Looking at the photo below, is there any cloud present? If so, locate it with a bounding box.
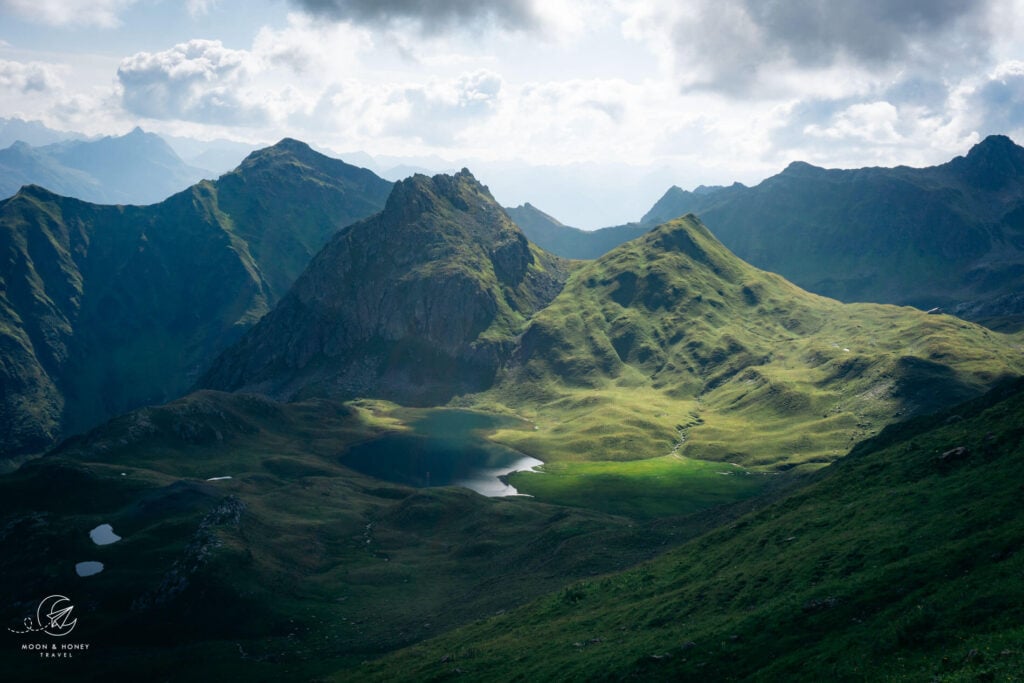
[186,0,217,18]
[251,13,371,75]
[972,61,1024,134]
[622,0,995,95]
[0,59,62,93]
[386,70,504,144]
[805,101,903,145]
[0,0,137,27]
[287,0,539,34]
[117,40,269,125]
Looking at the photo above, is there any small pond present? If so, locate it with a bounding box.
[75,561,104,577]
[340,409,542,496]
[89,523,121,546]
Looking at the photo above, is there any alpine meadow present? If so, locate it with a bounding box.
[2,2,1024,682]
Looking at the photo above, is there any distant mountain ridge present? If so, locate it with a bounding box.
[0,139,392,459]
[505,203,649,260]
[0,117,79,148]
[0,127,210,205]
[509,135,1024,326]
[642,135,1024,314]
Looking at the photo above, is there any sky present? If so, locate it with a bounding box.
[1,0,1023,227]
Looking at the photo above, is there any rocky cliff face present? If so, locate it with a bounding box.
[200,170,569,404]
[0,140,391,459]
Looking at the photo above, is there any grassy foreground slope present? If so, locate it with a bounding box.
[353,377,1024,682]
[0,391,703,681]
[476,215,1024,469]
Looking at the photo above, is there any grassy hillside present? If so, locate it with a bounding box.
[473,215,1024,472]
[353,377,1024,682]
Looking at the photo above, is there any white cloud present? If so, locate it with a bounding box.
[0,0,137,27]
[251,13,372,76]
[959,60,1024,138]
[805,102,903,144]
[117,39,269,125]
[186,0,218,18]
[0,59,62,93]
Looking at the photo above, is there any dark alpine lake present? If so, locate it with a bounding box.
[340,409,542,496]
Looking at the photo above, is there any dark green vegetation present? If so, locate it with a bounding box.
[0,391,708,681]
[0,127,208,205]
[355,377,1024,682]
[0,139,392,459]
[512,135,1024,330]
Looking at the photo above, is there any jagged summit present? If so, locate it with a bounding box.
[200,168,568,404]
[946,134,1024,189]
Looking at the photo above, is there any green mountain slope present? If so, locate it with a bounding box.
[354,377,1024,682]
[478,215,1023,469]
[201,170,569,404]
[0,139,392,459]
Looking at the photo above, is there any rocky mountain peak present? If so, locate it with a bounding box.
[948,134,1024,190]
[199,168,567,404]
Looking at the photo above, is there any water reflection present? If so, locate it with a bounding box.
[340,409,542,496]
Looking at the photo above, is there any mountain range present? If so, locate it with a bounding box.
[0,127,212,206]
[511,135,1024,329]
[201,168,1022,471]
[1,135,1023,681]
[0,139,391,459]
[0,117,80,148]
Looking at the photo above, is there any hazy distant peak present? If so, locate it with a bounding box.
[11,183,63,201]
[781,160,823,175]
[511,202,566,227]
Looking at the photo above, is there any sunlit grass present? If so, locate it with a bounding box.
[511,454,770,518]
